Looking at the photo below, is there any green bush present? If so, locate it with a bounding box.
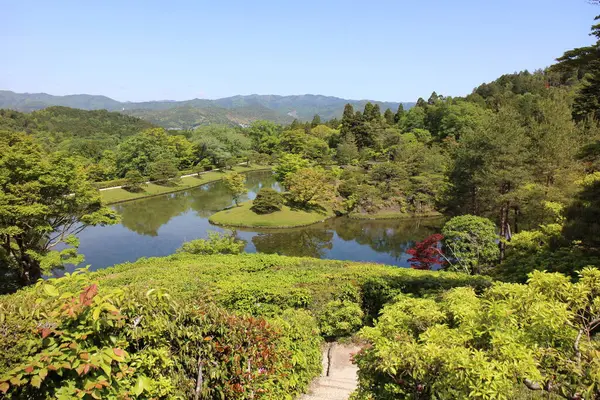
[442,215,499,274]
[251,188,284,214]
[177,231,245,255]
[147,158,179,184]
[318,300,364,339]
[352,269,600,400]
[122,170,146,192]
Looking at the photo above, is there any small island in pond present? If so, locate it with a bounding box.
[209,201,335,228]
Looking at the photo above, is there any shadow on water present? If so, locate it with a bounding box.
[1,171,445,290]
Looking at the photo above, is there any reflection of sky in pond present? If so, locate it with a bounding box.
[60,171,444,276]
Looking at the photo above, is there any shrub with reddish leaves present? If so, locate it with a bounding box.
[406,234,445,270]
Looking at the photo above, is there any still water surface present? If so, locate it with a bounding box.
[71,171,443,272]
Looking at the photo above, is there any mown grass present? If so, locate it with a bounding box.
[99,165,270,204]
[209,201,336,228]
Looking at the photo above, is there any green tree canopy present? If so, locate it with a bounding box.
[0,131,118,285]
[442,215,499,274]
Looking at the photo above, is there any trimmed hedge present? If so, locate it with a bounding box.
[89,253,492,320]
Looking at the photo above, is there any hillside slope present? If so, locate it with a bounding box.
[1,90,414,128]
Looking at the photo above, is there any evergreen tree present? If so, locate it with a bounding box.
[340,104,355,139]
[371,104,382,122]
[573,60,600,120]
[363,103,375,121]
[383,108,395,125]
[394,104,405,124]
[311,114,321,128]
[304,122,311,134]
[428,91,441,105]
[327,117,340,129]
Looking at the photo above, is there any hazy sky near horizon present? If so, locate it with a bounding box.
[1,0,596,102]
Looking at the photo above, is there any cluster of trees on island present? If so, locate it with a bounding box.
[1,13,600,400]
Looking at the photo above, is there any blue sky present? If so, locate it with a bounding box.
[1,0,596,102]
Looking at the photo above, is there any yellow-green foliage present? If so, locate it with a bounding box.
[318,300,364,338]
[177,231,245,255]
[87,253,492,319]
[353,268,600,400]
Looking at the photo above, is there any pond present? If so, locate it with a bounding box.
[67,170,444,273]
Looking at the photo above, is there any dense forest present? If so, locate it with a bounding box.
[1,12,600,400]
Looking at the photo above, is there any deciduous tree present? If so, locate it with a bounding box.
[0,131,118,285]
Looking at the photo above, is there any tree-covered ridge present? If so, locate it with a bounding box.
[0,90,414,128]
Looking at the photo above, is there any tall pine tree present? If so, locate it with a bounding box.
[383,108,395,125]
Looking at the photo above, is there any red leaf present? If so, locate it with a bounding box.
[24,366,34,374]
[41,328,51,339]
[79,284,98,306]
[0,382,9,393]
[113,348,124,357]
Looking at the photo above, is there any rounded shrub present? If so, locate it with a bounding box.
[122,170,145,192]
[318,300,364,339]
[251,188,284,214]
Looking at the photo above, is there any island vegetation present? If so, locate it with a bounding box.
[1,11,600,400]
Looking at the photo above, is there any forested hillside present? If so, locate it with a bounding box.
[0,90,414,128]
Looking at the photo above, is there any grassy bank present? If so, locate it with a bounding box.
[208,201,336,228]
[348,210,443,220]
[99,165,269,204]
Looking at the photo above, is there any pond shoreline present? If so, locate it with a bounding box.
[102,166,272,205]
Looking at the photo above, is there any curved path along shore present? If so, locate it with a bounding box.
[299,343,361,400]
[98,163,250,192]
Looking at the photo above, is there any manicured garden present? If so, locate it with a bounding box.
[99,165,269,204]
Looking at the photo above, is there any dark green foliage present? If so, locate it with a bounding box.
[251,188,284,214]
[563,173,600,251]
[147,158,179,184]
[122,170,145,192]
[311,114,321,127]
[383,108,395,125]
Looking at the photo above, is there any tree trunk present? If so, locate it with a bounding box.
[19,254,42,286]
[499,202,510,262]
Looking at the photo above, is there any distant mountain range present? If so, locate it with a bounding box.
[0,90,414,129]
